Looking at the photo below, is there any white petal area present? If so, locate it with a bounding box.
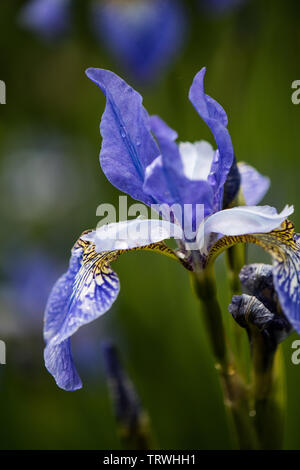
[144,154,163,179]
[82,219,183,252]
[197,205,294,254]
[239,162,270,205]
[179,140,215,181]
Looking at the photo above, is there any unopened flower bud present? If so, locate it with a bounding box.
[239,263,278,313]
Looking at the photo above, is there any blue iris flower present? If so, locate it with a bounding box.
[19,0,185,83]
[44,67,298,391]
[19,0,71,41]
[91,0,185,83]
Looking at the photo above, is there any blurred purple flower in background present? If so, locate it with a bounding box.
[0,249,62,336]
[91,0,186,83]
[101,340,152,448]
[199,0,247,16]
[19,0,71,41]
[18,0,186,83]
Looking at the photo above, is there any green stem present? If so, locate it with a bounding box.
[191,267,258,449]
[191,266,227,367]
[251,334,285,449]
[226,245,246,296]
[226,189,247,298]
[225,233,285,448]
[119,411,155,451]
[226,245,250,381]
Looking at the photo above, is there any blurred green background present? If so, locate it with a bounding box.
[0,0,300,450]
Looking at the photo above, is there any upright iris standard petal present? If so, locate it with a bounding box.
[143,156,175,209]
[86,68,159,206]
[178,141,215,182]
[147,123,214,238]
[239,163,270,205]
[145,116,183,210]
[151,119,214,211]
[91,0,185,83]
[189,68,234,211]
[198,205,294,253]
[150,115,178,142]
[19,0,71,40]
[44,243,120,391]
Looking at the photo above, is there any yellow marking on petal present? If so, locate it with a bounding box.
[206,220,300,323]
[206,220,297,266]
[74,230,191,279]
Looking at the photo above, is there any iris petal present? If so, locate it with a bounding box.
[239,162,270,205]
[86,68,159,205]
[44,243,120,391]
[84,219,183,252]
[198,205,294,253]
[151,119,214,219]
[143,156,175,208]
[44,229,185,390]
[44,339,82,391]
[46,245,120,348]
[178,141,215,181]
[44,248,82,343]
[150,115,178,141]
[273,234,300,333]
[206,219,300,334]
[189,67,234,210]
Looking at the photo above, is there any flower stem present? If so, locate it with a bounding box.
[191,266,227,367]
[190,267,258,449]
[227,245,245,296]
[251,335,285,449]
[226,245,247,367]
